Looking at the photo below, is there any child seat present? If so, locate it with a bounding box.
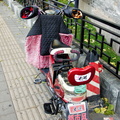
[58,65,95,93]
[57,65,95,102]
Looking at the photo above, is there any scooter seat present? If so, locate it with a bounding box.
[50,39,72,55]
[51,39,70,49]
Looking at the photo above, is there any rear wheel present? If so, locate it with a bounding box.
[57,113,66,120]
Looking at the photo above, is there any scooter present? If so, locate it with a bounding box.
[20,1,103,119]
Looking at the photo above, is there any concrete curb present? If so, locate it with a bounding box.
[3,0,37,27]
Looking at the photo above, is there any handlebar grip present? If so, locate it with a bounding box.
[53,50,64,62]
[71,49,80,61]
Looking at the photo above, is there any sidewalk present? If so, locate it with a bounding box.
[0,1,55,120]
[0,1,119,120]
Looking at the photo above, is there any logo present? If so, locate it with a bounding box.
[74,72,91,82]
[68,102,86,114]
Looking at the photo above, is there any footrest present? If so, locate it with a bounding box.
[34,79,42,84]
[34,79,46,84]
[43,103,55,115]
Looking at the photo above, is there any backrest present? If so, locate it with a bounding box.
[67,65,95,86]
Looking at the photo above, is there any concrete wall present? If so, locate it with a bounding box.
[79,0,120,24]
[78,3,120,115]
[79,0,120,56]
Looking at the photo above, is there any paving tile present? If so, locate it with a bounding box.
[0,100,15,116]
[26,109,35,120]
[0,113,17,120]
[0,81,8,91]
[17,111,29,120]
[16,111,23,120]
[0,72,5,82]
[0,89,11,103]
[30,108,42,120]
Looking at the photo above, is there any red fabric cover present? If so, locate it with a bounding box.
[25,33,73,69]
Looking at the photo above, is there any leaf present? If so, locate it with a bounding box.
[94,108,100,113]
[0,60,3,62]
[110,62,116,66]
[84,39,88,42]
[100,107,107,114]
[103,97,108,103]
[104,110,115,115]
[107,104,114,111]
[94,98,115,115]
[24,26,27,28]
[20,77,24,80]
[103,49,106,51]
[34,74,39,79]
[113,57,116,60]
[90,39,95,43]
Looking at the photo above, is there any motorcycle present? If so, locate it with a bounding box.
[20,1,103,119]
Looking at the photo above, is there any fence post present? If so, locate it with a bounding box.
[42,0,46,9]
[79,14,85,53]
[23,0,26,6]
[74,0,79,8]
[54,0,58,6]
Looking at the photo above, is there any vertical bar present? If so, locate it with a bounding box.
[88,29,91,47]
[100,35,104,57]
[23,0,26,6]
[74,22,77,39]
[42,0,46,9]
[74,0,79,8]
[116,61,120,74]
[54,0,58,6]
[66,17,69,28]
[79,15,85,53]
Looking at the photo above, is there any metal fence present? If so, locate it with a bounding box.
[15,0,42,7]
[16,0,120,79]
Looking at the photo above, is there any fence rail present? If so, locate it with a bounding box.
[16,0,120,79]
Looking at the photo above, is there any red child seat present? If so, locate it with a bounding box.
[57,65,95,102]
[67,65,95,86]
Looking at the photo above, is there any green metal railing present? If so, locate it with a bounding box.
[16,0,120,79]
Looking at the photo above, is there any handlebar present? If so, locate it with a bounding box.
[57,64,73,73]
[20,1,83,19]
[53,49,80,62]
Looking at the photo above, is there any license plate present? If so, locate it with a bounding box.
[103,117,114,120]
[66,101,89,120]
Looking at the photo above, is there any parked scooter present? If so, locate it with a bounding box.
[20,1,103,119]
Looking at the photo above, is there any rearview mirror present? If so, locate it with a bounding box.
[63,7,82,19]
[20,6,39,19]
